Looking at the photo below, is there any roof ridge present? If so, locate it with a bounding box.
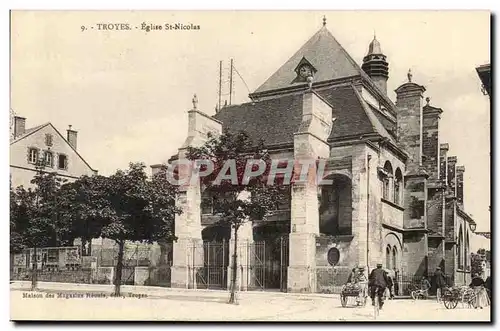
[351,84,394,143]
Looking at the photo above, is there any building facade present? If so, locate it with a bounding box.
[158,22,477,293]
[10,115,97,189]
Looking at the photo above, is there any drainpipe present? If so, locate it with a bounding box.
[367,154,372,273]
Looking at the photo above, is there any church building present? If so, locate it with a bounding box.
[160,19,476,293]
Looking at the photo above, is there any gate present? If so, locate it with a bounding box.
[192,241,229,289]
[249,236,288,292]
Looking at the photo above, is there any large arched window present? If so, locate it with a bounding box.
[386,245,392,269]
[382,161,393,201]
[458,226,463,269]
[394,168,403,205]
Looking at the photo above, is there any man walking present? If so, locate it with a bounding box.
[434,267,447,303]
[368,263,392,309]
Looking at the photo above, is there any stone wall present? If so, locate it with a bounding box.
[402,232,427,276]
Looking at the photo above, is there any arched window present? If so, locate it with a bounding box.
[465,232,470,270]
[386,245,392,269]
[458,226,463,269]
[382,161,393,201]
[394,168,403,205]
[392,247,397,271]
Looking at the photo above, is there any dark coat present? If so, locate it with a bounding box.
[369,268,391,288]
[470,276,485,288]
[434,270,446,288]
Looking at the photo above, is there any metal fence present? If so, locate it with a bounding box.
[395,272,454,296]
[188,238,289,291]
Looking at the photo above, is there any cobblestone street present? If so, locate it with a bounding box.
[10,285,491,322]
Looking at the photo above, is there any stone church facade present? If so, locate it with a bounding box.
[156,21,476,293]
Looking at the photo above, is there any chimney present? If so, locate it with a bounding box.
[14,116,26,138]
[67,125,78,150]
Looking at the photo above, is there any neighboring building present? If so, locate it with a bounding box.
[475,232,491,239]
[155,20,478,293]
[10,115,97,189]
[476,63,491,97]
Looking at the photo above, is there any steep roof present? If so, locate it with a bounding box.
[213,94,303,147]
[10,122,50,143]
[253,26,362,95]
[213,85,393,147]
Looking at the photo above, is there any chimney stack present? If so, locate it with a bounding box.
[14,116,26,138]
[67,125,78,150]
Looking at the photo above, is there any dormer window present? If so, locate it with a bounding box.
[293,57,317,83]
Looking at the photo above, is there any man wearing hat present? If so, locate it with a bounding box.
[434,267,447,303]
[368,263,392,309]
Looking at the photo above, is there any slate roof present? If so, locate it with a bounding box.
[214,84,394,147]
[213,24,401,149]
[254,26,362,94]
[214,93,303,147]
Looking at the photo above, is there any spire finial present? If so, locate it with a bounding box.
[373,29,376,40]
[407,69,413,83]
[322,15,327,27]
[192,94,198,110]
[426,97,430,105]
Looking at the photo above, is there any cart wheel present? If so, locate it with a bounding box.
[341,295,347,307]
[443,296,458,309]
[465,290,477,308]
[411,291,417,300]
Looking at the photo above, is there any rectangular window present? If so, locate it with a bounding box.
[44,151,53,167]
[45,134,53,147]
[58,154,68,170]
[201,196,214,215]
[28,148,38,164]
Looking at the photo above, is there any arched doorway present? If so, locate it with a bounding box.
[319,174,352,236]
[197,225,231,289]
[251,222,289,291]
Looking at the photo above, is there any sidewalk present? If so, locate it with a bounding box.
[10,282,491,321]
[10,281,340,301]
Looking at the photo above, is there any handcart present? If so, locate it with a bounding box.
[340,283,367,307]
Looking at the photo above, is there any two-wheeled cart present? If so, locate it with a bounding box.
[340,283,367,307]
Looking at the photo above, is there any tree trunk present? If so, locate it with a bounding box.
[228,225,238,304]
[114,240,125,296]
[31,246,38,291]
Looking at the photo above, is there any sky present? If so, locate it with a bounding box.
[10,10,490,231]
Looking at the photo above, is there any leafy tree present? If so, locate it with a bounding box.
[10,160,67,290]
[186,131,289,304]
[68,163,180,295]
